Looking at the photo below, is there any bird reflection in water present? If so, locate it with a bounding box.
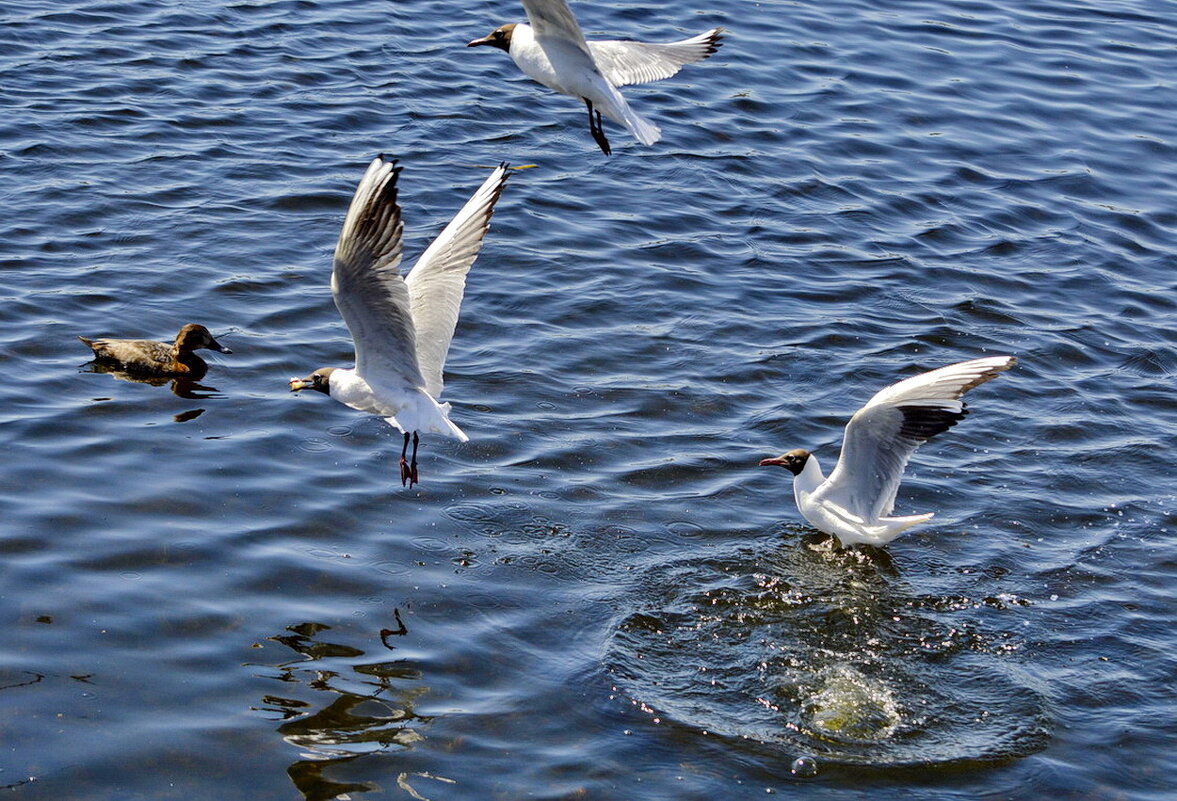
[252,618,443,801]
[83,361,223,402]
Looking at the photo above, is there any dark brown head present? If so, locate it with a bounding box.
[758,448,811,476]
[289,367,335,395]
[175,323,232,354]
[468,23,516,52]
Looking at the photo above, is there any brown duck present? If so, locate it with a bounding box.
[79,323,231,377]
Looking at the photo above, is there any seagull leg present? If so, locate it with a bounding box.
[584,98,611,156]
[594,114,612,156]
[399,431,412,487]
[409,431,420,488]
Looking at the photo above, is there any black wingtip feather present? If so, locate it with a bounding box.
[706,27,724,54]
[374,154,402,177]
[898,403,969,441]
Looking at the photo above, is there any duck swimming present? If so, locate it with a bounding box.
[79,323,231,378]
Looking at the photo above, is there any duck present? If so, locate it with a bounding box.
[468,0,722,154]
[758,356,1017,547]
[79,323,231,377]
[290,156,509,488]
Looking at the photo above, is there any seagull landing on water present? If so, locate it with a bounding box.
[758,356,1017,547]
[290,156,509,488]
[468,0,722,155]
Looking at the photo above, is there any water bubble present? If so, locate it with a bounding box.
[666,520,704,538]
[790,756,818,777]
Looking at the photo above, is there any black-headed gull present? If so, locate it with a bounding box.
[80,324,231,377]
[759,356,1017,547]
[290,157,509,487]
[468,0,722,155]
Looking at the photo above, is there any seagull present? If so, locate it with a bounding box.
[758,356,1017,547]
[468,0,722,155]
[79,323,231,377]
[290,156,509,487]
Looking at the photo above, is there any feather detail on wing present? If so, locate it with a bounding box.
[522,0,592,55]
[822,356,1017,521]
[405,164,510,399]
[331,156,426,389]
[589,27,723,86]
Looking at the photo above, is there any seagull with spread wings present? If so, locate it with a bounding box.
[758,357,1017,546]
[290,157,509,487]
[468,0,722,155]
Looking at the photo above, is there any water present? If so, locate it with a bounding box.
[2,0,1174,798]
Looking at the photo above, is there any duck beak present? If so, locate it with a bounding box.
[467,34,495,47]
[208,337,232,354]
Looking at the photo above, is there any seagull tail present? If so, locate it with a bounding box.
[882,512,935,536]
[431,401,469,443]
[620,104,662,146]
[596,85,663,146]
[382,390,469,443]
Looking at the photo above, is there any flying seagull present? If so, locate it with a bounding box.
[758,356,1017,547]
[468,0,722,155]
[290,157,509,487]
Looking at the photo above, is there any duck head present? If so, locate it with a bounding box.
[176,323,232,354]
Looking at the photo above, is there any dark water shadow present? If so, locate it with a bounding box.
[606,529,1051,772]
[81,361,224,401]
[250,619,436,801]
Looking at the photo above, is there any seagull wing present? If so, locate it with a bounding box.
[331,156,425,389]
[589,28,723,87]
[404,165,510,399]
[822,356,1017,520]
[522,0,592,55]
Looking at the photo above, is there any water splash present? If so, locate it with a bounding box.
[607,537,1051,768]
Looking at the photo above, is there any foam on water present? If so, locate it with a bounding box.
[608,535,1051,768]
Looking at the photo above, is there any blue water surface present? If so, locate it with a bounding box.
[2,0,1175,798]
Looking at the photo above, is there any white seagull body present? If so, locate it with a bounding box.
[759,356,1017,547]
[290,156,509,486]
[468,0,722,154]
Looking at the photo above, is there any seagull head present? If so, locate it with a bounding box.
[467,23,516,52]
[758,449,811,476]
[289,367,335,395]
[176,323,232,354]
